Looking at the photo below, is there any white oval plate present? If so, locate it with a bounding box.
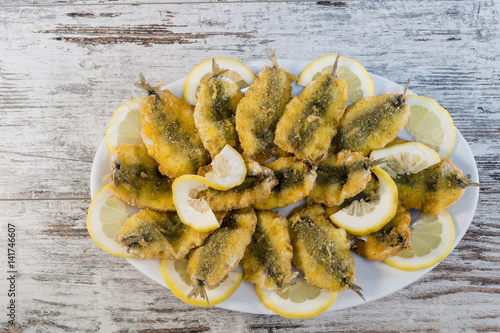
[90,60,479,315]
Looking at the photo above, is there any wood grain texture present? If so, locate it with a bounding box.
[0,1,499,332]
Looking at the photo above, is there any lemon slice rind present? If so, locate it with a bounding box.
[297,54,374,103]
[105,97,145,154]
[255,278,337,319]
[160,258,242,307]
[370,142,442,178]
[406,95,456,159]
[384,210,455,271]
[86,185,135,258]
[183,57,255,105]
[329,167,398,235]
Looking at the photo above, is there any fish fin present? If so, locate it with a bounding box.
[348,282,365,301]
[135,73,163,96]
[403,77,411,96]
[211,59,229,77]
[459,174,481,189]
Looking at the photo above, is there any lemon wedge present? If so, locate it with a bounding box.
[370,142,442,178]
[172,175,220,232]
[329,167,398,235]
[161,258,242,307]
[105,97,145,154]
[297,54,374,103]
[173,145,246,231]
[86,185,135,258]
[384,210,455,271]
[255,277,336,319]
[203,145,246,190]
[406,95,456,159]
[183,58,255,105]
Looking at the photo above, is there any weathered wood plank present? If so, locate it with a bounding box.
[0,194,498,332]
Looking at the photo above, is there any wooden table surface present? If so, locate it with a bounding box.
[1,0,499,332]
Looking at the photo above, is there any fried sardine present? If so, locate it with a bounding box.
[136,75,211,178]
[275,58,348,161]
[288,204,362,297]
[338,85,410,156]
[307,150,379,207]
[394,159,479,215]
[241,210,297,291]
[352,204,411,261]
[253,157,317,210]
[194,60,244,158]
[236,53,297,162]
[187,208,257,303]
[111,143,175,211]
[115,209,215,259]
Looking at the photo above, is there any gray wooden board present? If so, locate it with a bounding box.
[0,1,499,332]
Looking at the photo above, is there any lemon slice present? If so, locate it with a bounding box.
[160,258,242,307]
[255,277,336,319]
[105,97,145,154]
[183,58,255,105]
[384,210,455,271]
[370,142,441,178]
[406,95,456,159]
[297,54,374,103]
[203,145,246,190]
[86,185,135,258]
[329,167,398,235]
[172,175,220,232]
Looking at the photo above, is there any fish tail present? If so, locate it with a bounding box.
[187,280,210,306]
[211,58,228,77]
[332,54,340,76]
[459,174,481,189]
[134,73,163,96]
[348,282,365,301]
[265,47,278,68]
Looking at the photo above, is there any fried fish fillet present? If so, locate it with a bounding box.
[253,157,317,210]
[338,91,410,156]
[186,208,257,303]
[115,209,215,259]
[394,159,479,215]
[241,210,297,291]
[194,61,244,158]
[137,75,211,178]
[352,204,411,261]
[307,150,378,207]
[111,143,175,211]
[236,55,297,162]
[288,204,362,297]
[275,68,348,161]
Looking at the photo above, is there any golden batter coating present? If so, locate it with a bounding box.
[274,70,348,161]
[115,210,213,260]
[137,75,211,178]
[307,150,378,207]
[111,143,175,211]
[288,204,362,297]
[395,159,479,215]
[338,91,410,156]
[236,55,297,162]
[253,157,317,210]
[352,204,411,261]
[198,160,278,211]
[194,61,244,158]
[241,210,297,291]
[187,208,257,303]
